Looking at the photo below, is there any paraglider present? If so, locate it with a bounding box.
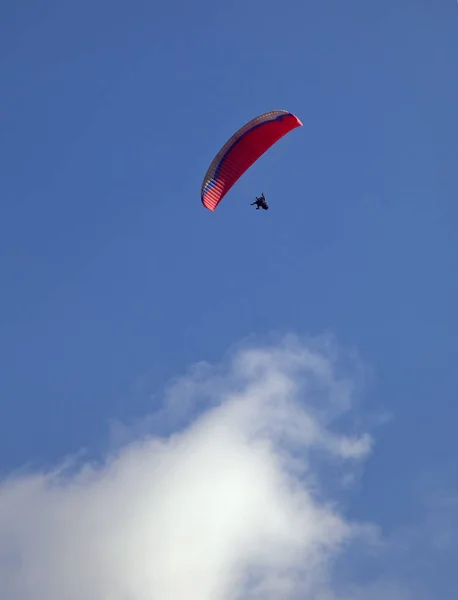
[251,193,269,210]
[201,110,302,212]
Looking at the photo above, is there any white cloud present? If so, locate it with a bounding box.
[0,334,378,600]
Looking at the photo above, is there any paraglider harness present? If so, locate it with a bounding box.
[251,193,269,210]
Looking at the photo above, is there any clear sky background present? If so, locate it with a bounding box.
[0,1,457,599]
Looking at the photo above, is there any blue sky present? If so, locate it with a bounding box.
[0,1,457,598]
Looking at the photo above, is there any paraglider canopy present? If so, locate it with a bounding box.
[201,110,302,211]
